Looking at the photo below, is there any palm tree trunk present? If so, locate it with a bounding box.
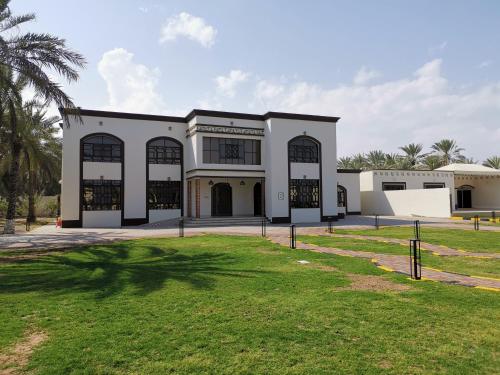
[3,111,21,234]
[27,154,37,223]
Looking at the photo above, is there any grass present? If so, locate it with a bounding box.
[0,235,499,374]
[298,235,500,279]
[335,226,500,253]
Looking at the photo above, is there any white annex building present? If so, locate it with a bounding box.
[60,108,353,228]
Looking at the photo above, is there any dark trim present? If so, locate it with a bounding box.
[186,175,265,180]
[187,123,264,132]
[423,182,446,189]
[337,169,361,173]
[122,218,148,226]
[264,111,339,123]
[321,215,338,222]
[146,136,184,223]
[186,168,265,173]
[338,213,345,219]
[381,181,407,191]
[456,184,475,190]
[271,216,291,224]
[61,219,81,228]
[79,133,125,227]
[370,169,434,172]
[62,107,340,125]
[287,135,323,222]
[62,108,186,123]
[347,211,362,215]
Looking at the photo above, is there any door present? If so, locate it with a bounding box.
[254,183,262,216]
[457,189,472,209]
[212,183,232,216]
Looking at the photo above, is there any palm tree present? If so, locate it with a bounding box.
[338,156,353,169]
[421,155,443,170]
[0,0,85,233]
[366,150,386,169]
[430,139,465,166]
[483,156,500,169]
[399,143,425,167]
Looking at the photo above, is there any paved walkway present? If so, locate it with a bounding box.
[267,233,500,290]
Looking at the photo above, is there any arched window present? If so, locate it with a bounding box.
[82,134,122,162]
[337,185,347,207]
[147,137,181,164]
[288,137,319,163]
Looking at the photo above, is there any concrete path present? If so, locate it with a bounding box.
[267,233,500,291]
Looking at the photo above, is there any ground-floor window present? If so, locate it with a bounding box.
[289,179,320,208]
[337,185,346,207]
[148,181,181,209]
[382,182,406,191]
[423,182,445,189]
[82,179,121,210]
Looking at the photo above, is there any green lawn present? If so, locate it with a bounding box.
[298,235,500,279]
[335,227,500,253]
[0,235,499,374]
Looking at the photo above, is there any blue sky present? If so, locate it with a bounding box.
[12,0,500,160]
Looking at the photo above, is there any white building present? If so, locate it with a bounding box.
[60,108,346,228]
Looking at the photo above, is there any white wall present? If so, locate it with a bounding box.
[82,162,121,180]
[82,211,121,228]
[361,188,451,218]
[338,172,361,213]
[149,165,181,181]
[290,163,320,179]
[264,117,337,222]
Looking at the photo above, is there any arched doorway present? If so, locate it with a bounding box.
[254,182,262,216]
[456,185,473,209]
[337,185,347,217]
[212,183,232,216]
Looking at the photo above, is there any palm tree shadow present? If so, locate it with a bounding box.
[0,245,266,299]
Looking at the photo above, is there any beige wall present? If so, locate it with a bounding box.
[454,175,500,209]
[361,188,451,218]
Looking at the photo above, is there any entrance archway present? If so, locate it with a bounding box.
[211,183,232,216]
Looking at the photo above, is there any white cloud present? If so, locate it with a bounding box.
[214,70,249,98]
[159,12,217,48]
[353,66,381,85]
[251,59,500,161]
[97,48,167,114]
[255,80,285,103]
[478,60,493,69]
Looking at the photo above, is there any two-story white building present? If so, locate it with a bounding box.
[60,108,344,228]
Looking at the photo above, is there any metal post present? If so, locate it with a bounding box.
[474,215,479,231]
[492,211,496,221]
[414,220,420,240]
[179,218,184,237]
[409,239,421,280]
[290,224,296,249]
[261,218,266,237]
[328,217,333,234]
[25,218,30,232]
[375,215,379,230]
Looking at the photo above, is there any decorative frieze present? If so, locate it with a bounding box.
[186,124,264,137]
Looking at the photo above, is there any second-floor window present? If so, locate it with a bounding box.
[82,135,122,163]
[203,137,261,165]
[147,138,182,164]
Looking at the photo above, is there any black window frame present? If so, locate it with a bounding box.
[288,138,319,163]
[82,135,122,163]
[289,179,320,208]
[423,182,445,189]
[148,180,182,210]
[82,179,122,211]
[202,137,261,165]
[147,138,182,165]
[382,182,407,191]
[337,185,347,207]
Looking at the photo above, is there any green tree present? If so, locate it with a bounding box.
[337,156,353,169]
[430,139,465,166]
[399,143,425,167]
[366,150,386,169]
[0,0,85,233]
[421,155,443,170]
[483,156,500,169]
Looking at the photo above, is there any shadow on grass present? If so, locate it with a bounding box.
[0,245,264,298]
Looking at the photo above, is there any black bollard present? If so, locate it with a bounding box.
[328,217,333,234]
[474,215,480,231]
[261,218,266,237]
[179,218,184,237]
[290,224,296,249]
[25,217,30,232]
[409,239,422,280]
[375,215,379,230]
[414,220,420,240]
